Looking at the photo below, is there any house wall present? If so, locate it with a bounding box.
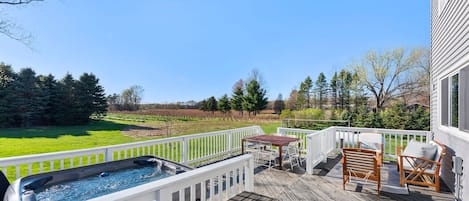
[431,0,469,199]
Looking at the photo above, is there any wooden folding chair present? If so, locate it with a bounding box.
[342,148,381,195]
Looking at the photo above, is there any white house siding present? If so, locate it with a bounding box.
[431,0,469,199]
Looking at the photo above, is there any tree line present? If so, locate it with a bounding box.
[0,63,108,128]
[283,47,430,130]
[199,70,268,117]
[107,85,144,111]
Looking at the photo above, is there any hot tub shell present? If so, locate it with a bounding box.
[3,156,192,201]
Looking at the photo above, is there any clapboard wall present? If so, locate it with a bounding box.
[431,0,469,199]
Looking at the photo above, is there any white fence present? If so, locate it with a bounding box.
[0,126,263,180]
[89,154,255,201]
[278,126,433,174]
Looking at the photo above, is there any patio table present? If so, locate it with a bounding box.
[242,134,299,170]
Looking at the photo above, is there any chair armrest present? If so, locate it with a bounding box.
[398,154,441,166]
[396,146,404,156]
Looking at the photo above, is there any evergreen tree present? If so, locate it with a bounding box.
[0,64,110,127]
[199,99,208,112]
[315,72,327,110]
[243,79,268,116]
[338,69,352,110]
[381,103,409,129]
[297,76,313,109]
[15,68,44,127]
[54,73,78,125]
[0,63,18,127]
[207,96,218,114]
[75,73,108,123]
[273,93,285,115]
[330,72,338,109]
[230,79,244,116]
[218,94,231,114]
[405,105,430,130]
[38,74,59,125]
[363,111,384,128]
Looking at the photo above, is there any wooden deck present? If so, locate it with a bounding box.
[230,155,454,201]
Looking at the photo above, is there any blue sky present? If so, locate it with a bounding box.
[0,1,429,103]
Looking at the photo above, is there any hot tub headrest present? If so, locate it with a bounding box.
[134,157,159,166]
[23,176,53,191]
[0,171,10,200]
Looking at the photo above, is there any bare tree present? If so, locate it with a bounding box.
[0,0,43,47]
[380,48,429,107]
[121,85,144,111]
[286,89,298,110]
[354,48,423,111]
[0,0,42,5]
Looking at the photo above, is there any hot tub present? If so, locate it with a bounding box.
[4,156,192,201]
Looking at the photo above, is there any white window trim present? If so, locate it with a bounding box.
[437,65,469,140]
[439,126,469,143]
[439,71,459,128]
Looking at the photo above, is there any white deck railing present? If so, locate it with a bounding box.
[277,127,432,174]
[0,126,263,180]
[334,126,432,158]
[89,154,254,201]
[0,125,432,195]
[277,127,317,153]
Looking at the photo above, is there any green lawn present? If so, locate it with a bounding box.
[0,116,280,158]
[0,120,137,158]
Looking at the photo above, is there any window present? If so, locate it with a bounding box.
[441,78,448,126]
[462,66,469,132]
[441,73,459,128]
[451,74,459,127]
[441,66,469,133]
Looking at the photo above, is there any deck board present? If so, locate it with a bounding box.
[230,155,454,201]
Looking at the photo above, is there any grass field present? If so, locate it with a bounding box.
[0,113,280,158]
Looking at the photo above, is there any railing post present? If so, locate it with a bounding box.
[105,148,113,162]
[320,132,327,163]
[182,137,188,165]
[158,188,172,201]
[306,136,313,174]
[245,155,254,191]
[228,132,232,156]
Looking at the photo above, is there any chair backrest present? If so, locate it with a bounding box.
[430,140,446,163]
[342,148,379,179]
[257,141,273,151]
[0,171,10,201]
[287,141,300,154]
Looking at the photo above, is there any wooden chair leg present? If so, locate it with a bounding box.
[399,170,405,187]
[377,178,381,196]
[343,175,347,190]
